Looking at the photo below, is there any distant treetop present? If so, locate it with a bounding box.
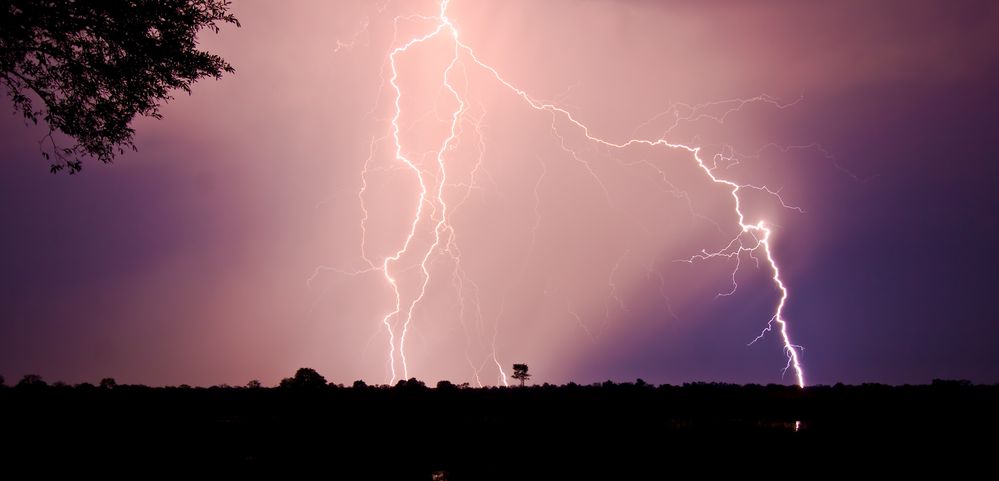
[17,373,46,388]
[279,368,328,389]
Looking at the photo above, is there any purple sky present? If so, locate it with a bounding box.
[1,0,998,387]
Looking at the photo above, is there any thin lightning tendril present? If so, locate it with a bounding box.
[343,0,806,387]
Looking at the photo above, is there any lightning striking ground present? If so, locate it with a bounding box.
[331,0,807,387]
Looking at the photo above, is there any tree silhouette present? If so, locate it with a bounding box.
[246,379,262,389]
[279,368,327,389]
[99,377,117,389]
[0,0,239,173]
[16,373,46,388]
[395,377,427,391]
[511,364,531,387]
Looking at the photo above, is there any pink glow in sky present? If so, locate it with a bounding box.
[2,0,998,387]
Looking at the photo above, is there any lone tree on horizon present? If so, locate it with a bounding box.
[0,0,239,173]
[511,363,531,387]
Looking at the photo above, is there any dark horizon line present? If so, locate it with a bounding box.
[2,373,991,390]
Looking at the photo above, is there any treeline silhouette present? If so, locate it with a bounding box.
[1,370,995,477]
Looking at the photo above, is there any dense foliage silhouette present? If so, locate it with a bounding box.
[278,367,327,389]
[0,0,238,173]
[0,369,995,477]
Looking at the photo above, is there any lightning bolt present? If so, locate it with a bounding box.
[333,0,808,387]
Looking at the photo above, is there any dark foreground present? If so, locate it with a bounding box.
[2,380,996,477]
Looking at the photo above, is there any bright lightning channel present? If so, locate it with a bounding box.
[348,0,806,387]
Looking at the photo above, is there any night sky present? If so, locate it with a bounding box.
[1,0,997,387]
